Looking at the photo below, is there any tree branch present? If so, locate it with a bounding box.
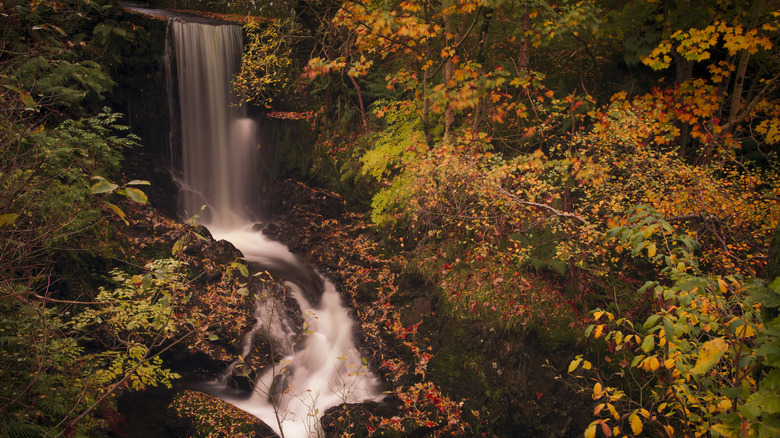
[494,187,590,225]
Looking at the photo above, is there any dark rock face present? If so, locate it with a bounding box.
[257,180,348,271]
[166,390,280,438]
[428,320,590,437]
[109,7,180,218]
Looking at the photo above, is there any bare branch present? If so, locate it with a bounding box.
[493,187,590,226]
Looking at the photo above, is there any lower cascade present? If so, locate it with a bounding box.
[167,19,384,437]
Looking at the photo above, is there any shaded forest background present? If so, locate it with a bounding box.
[1,0,780,436]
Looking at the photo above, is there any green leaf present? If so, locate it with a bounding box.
[237,287,249,296]
[663,317,675,342]
[90,180,119,194]
[745,370,780,414]
[172,237,184,255]
[123,187,148,204]
[632,240,646,256]
[643,314,661,329]
[638,281,656,293]
[126,180,151,186]
[641,335,655,353]
[691,337,728,375]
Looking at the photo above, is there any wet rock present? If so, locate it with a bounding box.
[225,372,256,393]
[320,402,382,437]
[166,390,279,438]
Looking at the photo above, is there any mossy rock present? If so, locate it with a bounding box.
[165,390,278,437]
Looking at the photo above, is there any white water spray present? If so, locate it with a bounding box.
[169,20,384,438]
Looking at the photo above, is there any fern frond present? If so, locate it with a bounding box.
[1,420,45,438]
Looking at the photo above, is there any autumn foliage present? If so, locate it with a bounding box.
[273,0,780,435]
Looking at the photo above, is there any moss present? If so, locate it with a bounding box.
[427,320,494,408]
[166,390,278,438]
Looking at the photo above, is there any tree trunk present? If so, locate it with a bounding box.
[347,74,367,128]
[518,14,529,72]
[728,0,764,128]
[443,7,454,141]
[421,0,433,146]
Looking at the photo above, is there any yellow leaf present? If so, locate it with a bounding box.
[649,356,660,371]
[735,324,756,338]
[647,243,657,258]
[593,382,603,399]
[584,422,597,438]
[630,413,643,435]
[594,403,605,415]
[607,403,619,420]
[712,424,732,436]
[691,337,728,375]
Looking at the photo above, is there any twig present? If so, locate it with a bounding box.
[33,294,104,305]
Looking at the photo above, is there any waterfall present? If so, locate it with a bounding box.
[171,21,257,227]
[168,20,383,437]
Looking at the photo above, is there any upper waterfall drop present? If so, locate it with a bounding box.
[171,20,258,227]
[166,19,385,438]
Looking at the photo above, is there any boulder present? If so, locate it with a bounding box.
[166,390,279,438]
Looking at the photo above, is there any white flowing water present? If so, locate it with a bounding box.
[169,20,383,438]
[172,21,256,227]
